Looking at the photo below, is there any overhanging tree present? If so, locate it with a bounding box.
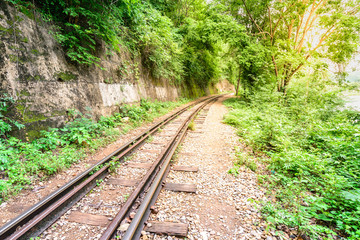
[225,0,360,93]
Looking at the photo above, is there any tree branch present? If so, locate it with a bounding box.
[287,63,304,81]
[241,0,269,38]
[304,24,336,59]
[268,6,273,38]
[294,1,307,48]
[296,0,317,52]
[288,19,294,40]
[272,2,297,43]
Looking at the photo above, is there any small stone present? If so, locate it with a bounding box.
[200,231,208,240]
[180,216,187,223]
[130,212,136,219]
[251,230,261,239]
[150,206,159,214]
[119,223,130,232]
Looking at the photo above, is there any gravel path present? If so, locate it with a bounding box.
[147,97,272,240]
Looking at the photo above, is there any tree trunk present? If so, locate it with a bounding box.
[235,77,241,96]
[280,73,293,95]
[235,68,242,96]
[277,62,304,94]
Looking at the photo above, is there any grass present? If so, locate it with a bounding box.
[188,121,196,131]
[223,86,360,239]
[0,98,189,203]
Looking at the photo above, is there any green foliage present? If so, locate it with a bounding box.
[228,150,257,174]
[6,0,275,91]
[188,121,195,131]
[118,99,185,124]
[0,94,24,138]
[0,98,188,203]
[224,0,360,93]
[125,3,184,83]
[6,0,131,65]
[224,81,360,238]
[227,165,240,177]
[5,0,246,89]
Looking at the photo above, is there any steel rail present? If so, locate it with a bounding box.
[0,96,215,240]
[122,97,218,240]
[101,96,220,240]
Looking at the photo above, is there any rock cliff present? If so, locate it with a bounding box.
[0,1,232,140]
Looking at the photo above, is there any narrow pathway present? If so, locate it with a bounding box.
[148,97,271,240]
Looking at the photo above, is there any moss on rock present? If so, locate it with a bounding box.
[18,89,30,96]
[16,104,48,123]
[55,71,77,82]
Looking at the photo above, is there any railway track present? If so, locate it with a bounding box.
[0,95,220,240]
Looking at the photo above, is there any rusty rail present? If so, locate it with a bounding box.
[0,96,217,240]
[101,96,219,240]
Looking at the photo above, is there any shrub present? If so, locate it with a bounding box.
[224,86,360,238]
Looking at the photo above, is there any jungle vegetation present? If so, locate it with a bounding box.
[1,0,360,239]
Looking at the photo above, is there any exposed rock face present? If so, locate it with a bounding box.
[215,80,235,93]
[0,1,220,140]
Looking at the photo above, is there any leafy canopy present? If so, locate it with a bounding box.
[224,0,360,92]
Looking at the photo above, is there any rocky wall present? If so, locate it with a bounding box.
[0,1,181,140]
[0,1,231,140]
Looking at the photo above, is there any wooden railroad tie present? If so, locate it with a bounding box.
[188,135,201,138]
[149,142,166,145]
[126,162,152,168]
[141,149,160,153]
[171,165,199,172]
[67,212,110,227]
[172,120,183,124]
[163,183,197,193]
[106,178,139,187]
[180,152,195,156]
[144,221,188,237]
